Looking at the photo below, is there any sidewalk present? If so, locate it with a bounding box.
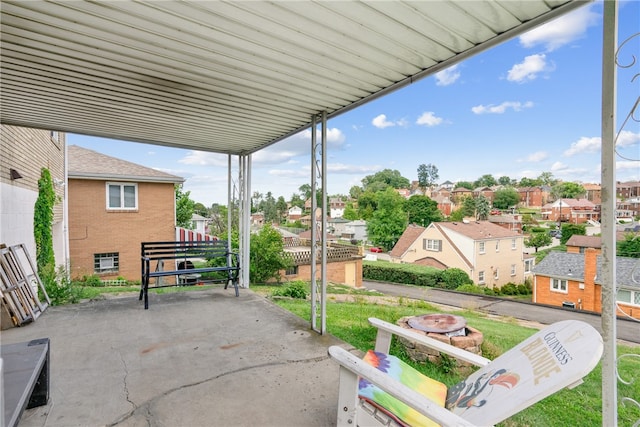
[1,288,346,427]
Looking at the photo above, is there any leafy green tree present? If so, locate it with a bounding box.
[474,174,497,188]
[249,223,293,283]
[175,185,196,228]
[455,181,474,190]
[538,172,557,187]
[261,192,278,223]
[461,196,476,218]
[342,204,359,220]
[290,193,305,209]
[193,202,208,217]
[560,223,587,245]
[552,182,586,199]
[349,185,363,200]
[298,184,312,201]
[475,195,490,220]
[525,232,552,252]
[276,196,288,222]
[362,169,410,191]
[417,163,439,189]
[518,177,541,187]
[405,195,442,227]
[449,209,465,221]
[617,233,640,258]
[492,188,520,210]
[357,190,378,220]
[366,188,407,250]
[497,176,514,186]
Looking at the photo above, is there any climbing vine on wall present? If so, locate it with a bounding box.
[33,167,56,274]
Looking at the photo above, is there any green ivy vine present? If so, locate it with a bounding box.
[34,167,56,273]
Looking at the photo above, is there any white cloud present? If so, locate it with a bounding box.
[617,130,640,148]
[519,6,599,52]
[435,64,460,86]
[471,101,534,114]
[526,151,549,162]
[416,111,444,127]
[550,161,568,172]
[372,114,395,128]
[564,136,601,156]
[617,160,640,171]
[507,54,550,83]
[179,151,228,167]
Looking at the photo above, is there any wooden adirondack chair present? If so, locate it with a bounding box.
[329,318,603,427]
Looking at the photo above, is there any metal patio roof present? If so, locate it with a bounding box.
[0,0,589,155]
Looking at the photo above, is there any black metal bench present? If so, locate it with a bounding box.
[140,240,240,309]
[1,338,50,427]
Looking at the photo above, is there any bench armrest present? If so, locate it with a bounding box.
[368,317,491,368]
[328,346,477,427]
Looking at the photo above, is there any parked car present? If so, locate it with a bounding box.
[369,247,383,253]
[548,230,562,238]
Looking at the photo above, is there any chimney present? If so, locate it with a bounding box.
[584,248,598,287]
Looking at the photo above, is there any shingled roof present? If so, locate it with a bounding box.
[533,252,639,290]
[68,145,183,183]
[435,220,520,240]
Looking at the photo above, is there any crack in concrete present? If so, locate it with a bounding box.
[118,350,135,410]
[106,354,329,426]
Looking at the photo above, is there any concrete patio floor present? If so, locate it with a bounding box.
[1,288,348,427]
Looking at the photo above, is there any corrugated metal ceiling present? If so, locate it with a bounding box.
[0,0,589,155]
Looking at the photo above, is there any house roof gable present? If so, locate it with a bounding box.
[435,220,520,240]
[390,224,426,257]
[68,145,184,183]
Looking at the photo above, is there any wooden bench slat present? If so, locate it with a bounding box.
[140,240,240,309]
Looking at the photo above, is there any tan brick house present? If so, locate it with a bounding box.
[68,145,183,281]
[0,125,67,267]
[532,249,639,320]
[389,221,530,288]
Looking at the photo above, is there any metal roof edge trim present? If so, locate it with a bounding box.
[68,173,185,184]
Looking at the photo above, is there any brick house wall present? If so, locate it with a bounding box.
[287,258,363,288]
[68,179,176,281]
[534,249,639,320]
[0,125,67,267]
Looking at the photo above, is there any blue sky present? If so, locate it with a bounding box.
[69,1,639,207]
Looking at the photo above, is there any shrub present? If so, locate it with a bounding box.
[499,282,519,296]
[272,281,307,299]
[439,268,471,290]
[456,284,484,294]
[44,266,81,305]
[363,262,442,287]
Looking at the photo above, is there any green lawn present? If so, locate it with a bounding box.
[255,283,640,427]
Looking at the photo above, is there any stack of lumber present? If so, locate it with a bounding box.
[0,244,50,328]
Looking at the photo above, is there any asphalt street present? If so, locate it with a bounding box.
[363,280,639,344]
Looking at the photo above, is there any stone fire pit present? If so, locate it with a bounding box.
[397,314,483,373]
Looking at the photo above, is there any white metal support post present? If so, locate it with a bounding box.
[310,114,319,332]
[238,154,251,289]
[600,1,618,425]
[310,113,328,334]
[320,111,328,334]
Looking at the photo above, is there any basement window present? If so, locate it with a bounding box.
[94,253,119,274]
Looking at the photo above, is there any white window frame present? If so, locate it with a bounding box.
[511,238,517,250]
[423,239,442,252]
[479,241,485,254]
[94,252,119,274]
[511,264,516,276]
[494,268,499,280]
[551,278,568,293]
[478,271,485,284]
[617,289,640,306]
[495,241,500,252]
[106,182,138,210]
[524,259,534,273]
